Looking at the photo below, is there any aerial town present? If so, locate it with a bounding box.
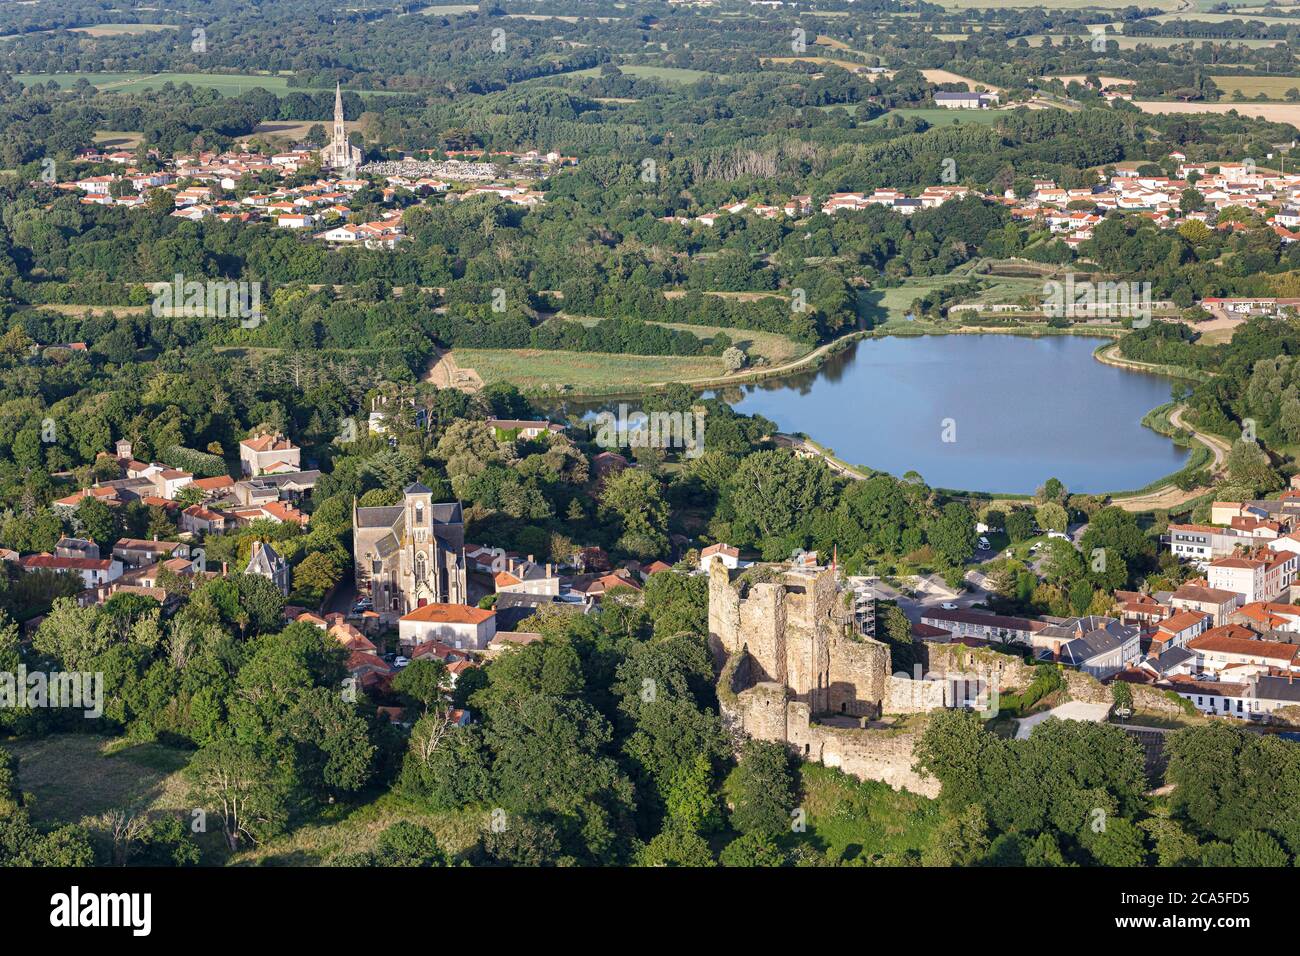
[4,0,1300,915]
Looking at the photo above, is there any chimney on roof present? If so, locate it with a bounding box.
[546,563,553,577]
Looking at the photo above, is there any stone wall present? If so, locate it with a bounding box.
[723,676,939,798]
[884,674,947,714]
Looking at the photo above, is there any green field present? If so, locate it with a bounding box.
[1014,33,1286,48]
[1212,75,1300,100]
[942,0,1181,7]
[869,107,1009,127]
[452,348,734,391]
[14,71,304,94]
[12,71,412,97]
[564,316,811,366]
[570,64,713,83]
[5,735,191,826]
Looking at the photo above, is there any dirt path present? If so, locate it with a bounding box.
[1110,404,1230,513]
[773,434,868,480]
[423,347,483,392]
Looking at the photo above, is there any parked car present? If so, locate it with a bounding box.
[941,602,959,610]
[393,656,410,668]
[978,536,991,550]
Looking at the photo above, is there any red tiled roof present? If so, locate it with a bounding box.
[400,603,495,625]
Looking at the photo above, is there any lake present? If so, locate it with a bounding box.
[716,334,1188,494]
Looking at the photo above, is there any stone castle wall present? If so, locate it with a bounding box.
[712,560,942,797]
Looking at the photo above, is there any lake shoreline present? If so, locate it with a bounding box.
[552,327,1206,504]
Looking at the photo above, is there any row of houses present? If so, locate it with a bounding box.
[60,139,565,249]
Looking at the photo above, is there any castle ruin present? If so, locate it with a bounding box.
[709,559,943,797]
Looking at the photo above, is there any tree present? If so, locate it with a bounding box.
[729,740,797,839]
[292,551,341,598]
[639,821,716,867]
[663,753,724,834]
[722,346,747,372]
[186,738,297,851]
[641,569,707,638]
[1005,508,1036,543]
[392,658,450,714]
[1111,680,1133,713]
[1086,816,1148,867]
[369,822,449,867]
[599,468,669,558]
[928,502,976,566]
[1232,830,1289,867]
[719,831,787,867]
[1035,502,1069,534]
[922,803,990,866]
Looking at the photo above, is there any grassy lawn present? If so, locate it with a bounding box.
[4,734,192,825]
[452,348,731,391]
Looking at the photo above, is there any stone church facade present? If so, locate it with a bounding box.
[353,483,467,617]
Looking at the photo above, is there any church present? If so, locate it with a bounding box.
[320,82,362,170]
[352,483,468,616]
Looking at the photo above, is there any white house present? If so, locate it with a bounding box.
[239,433,301,477]
[20,553,123,588]
[700,543,740,571]
[398,603,497,651]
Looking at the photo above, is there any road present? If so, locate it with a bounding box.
[1112,404,1230,513]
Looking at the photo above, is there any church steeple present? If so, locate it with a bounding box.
[323,82,360,171]
[333,82,346,148]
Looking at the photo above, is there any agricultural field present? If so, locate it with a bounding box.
[449,348,737,392]
[941,0,1182,8]
[72,23,177,36]
[239,119,361,142]
[869,107,1009,127]
[1013,33,1287,48]
[570,64,713,83]
[1133,100,1300,124]
[564,316,812,367]
[921,68,1003,92]
[13,71,306,94]
[762,56,868,72]
[1143,11,1300,23]
[92,129,144,148]
[1211,75,1300,100]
